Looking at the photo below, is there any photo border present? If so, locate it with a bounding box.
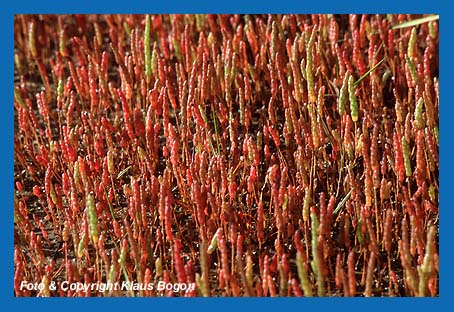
[1,1,450,310]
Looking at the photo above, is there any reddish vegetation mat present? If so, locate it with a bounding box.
[14,14,439,297]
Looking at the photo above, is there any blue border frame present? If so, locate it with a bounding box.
[2,0,451,310]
